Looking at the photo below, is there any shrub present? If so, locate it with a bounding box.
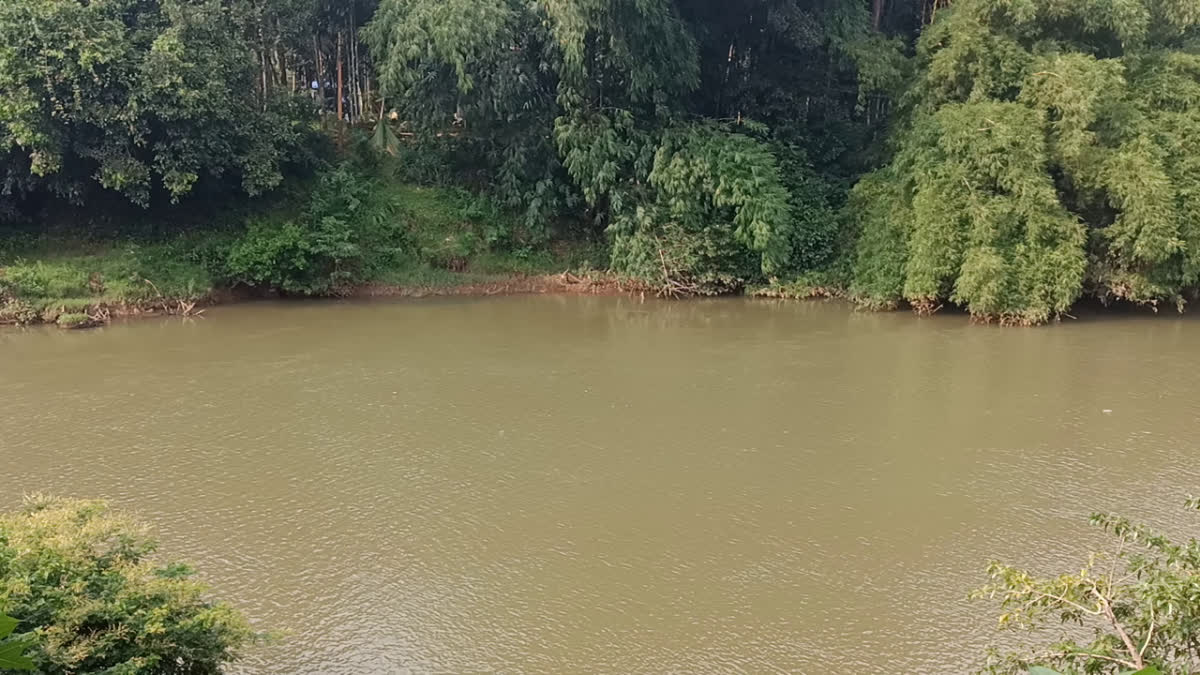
[224,164,407,294]
[774,142,843,276]
[370,132,457,187]
[0,496,253,675]
[608,123,794,294]
[976,499,1200,674]
[54,313,93,329]
[225,218,348,295]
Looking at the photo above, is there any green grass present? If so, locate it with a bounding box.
[388,185,609,276]
[466,243,608,276]
[0,240,214,309]
[366,241,609,288]
[369,264,510,287]
[56,312,92,328]
[0,179,612,323]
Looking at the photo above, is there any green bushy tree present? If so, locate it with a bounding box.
[0,0,306,209]
[225,163,406,294]
[0,496,252,674]
[364,0,570,235]
[367,0,905,293]
[609,122,793,294]
[851,0,1200,322]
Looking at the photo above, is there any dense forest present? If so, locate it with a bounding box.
[1,0,1199,323]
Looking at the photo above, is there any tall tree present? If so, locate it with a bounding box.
[366,0,902,291]
[0,0,306,209]
[850,0,1200,322]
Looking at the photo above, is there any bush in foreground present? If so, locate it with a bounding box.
[0,611,33,670]
[0,496,252,674]
[976,499,1200,674]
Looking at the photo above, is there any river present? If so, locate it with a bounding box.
[3,295,1199,673]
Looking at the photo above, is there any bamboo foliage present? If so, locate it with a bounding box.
[851,0,1200,322]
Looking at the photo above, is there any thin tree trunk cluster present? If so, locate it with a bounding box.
[254,9,374,125]
[922,0,951,24]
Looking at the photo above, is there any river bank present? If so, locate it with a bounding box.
[1,259,1171,331]
[0,264,643,330]
[0,179,615,329]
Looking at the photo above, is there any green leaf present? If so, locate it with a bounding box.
[1119,668,1163,675]
[1028,668,1064,675]
[0,639,35,671]
[0,615,15,641]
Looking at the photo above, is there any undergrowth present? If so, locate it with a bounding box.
[0,159,611,323]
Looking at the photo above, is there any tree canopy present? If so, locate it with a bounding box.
[0,0,306,208]
[851,0,1200,322]
[6,0,1200,320]
[365,0,906,293]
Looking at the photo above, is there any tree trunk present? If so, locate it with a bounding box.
[259,21,268,110]
[352,17,364,122]
[261,51,269,109]
[872,0,886,30]
[349,10,358,123]
[337,31,344,121]
[348,18,358,123]
[924,0,950,24]
[276,44,286,89]
[314,36,324,110]
[365,75,373,121]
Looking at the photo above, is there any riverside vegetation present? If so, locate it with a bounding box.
[0,497,252,674]
[7,0,1200,326]
[0,156,611,327]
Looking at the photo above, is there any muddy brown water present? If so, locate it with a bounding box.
[3,296,1200,673]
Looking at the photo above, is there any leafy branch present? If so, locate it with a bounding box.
[0,613,33,672]
[975,498,1200,674]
